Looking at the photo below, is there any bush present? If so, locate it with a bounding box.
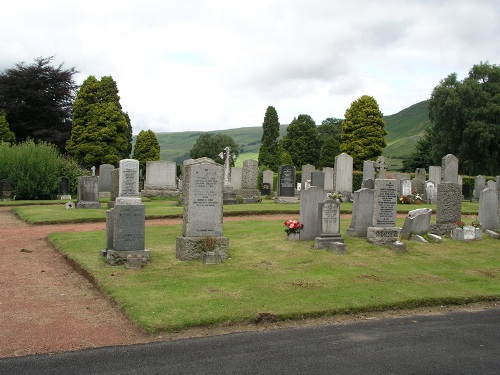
[58,156,90,197]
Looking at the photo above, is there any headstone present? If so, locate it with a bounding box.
[261,183,271,196]
[363,160,375,181]
[374,156,388,179]
[107,168,120,209]
[276,165,298,203]
[76,176,100,209]
[411,168,426,195]
[425,181,437,204]
[176,158,229,260]
[441,154,458,183]
[429,181,462,235]
[118,159,140,197]
[486,180,496,190]
[401,179,412,197]
[479,188,499,230]
[401,208,432,239]
[346,188,375,237]
[262,170,274,193]
[314,200,343,249]
[334,153,353,194]
[299,186,328,240]
[98,164,114,197]
[301,164,316,190]
[323,167,334,192]
[142,161,179,197]
[496,176,500,191]
[473,175,486,200]
[395,173,411,197]
[241,159,260,202]
[362,178,374,190]
[367,179,400,245]
[429,166,442,186]
[311,171,325,189]
[218,148,237,205]
[58,176,71,197]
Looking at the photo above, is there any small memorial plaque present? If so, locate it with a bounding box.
[463,225,475,240]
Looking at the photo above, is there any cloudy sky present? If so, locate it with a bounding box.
[2,0,499,134]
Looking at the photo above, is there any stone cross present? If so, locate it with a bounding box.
[374,156,387,179]
[218,146,236,187]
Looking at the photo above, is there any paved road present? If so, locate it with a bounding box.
[1,308,499,375]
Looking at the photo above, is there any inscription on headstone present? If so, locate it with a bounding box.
[373,179,397,227]
[278,165,295,197]
[119,159,139,197]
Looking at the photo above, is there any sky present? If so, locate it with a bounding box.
[1,0,499,135]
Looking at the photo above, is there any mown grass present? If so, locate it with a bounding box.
[49,216,500,333]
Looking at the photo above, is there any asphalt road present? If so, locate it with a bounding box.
[1,308,499,375]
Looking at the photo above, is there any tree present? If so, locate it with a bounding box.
[133,129,160,172]
[318,117,342,141]
[190,133,239,165]
[258,106,281,171]
[0,56,78,151]
[318,136,340,168]
[0,111,15,144]
[340,95,387,170]
[424,62,500,175]
[400,127,433,172]
[66,75,132,168]
[281,114,319,168]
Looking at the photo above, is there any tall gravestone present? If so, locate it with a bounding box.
[311,171,325,189]
[105,159,149,266]
[411,168,426,195]
[299,186,328,241]
[301,164,316,190]
[276,165,298,203]
[335,153,353,194]
[401,179,412,197]
[98,164,114,198]
[241,159,260,202]
[429,166,442,186]
[262,170,274,194]
[76,176,100,209]
[479,188,499,230]
[176,158,229,261]
[314,200,343,248]
[58,176,71,198]
[430,181,462,235]
[142,161,179,197]
[230,167,243,191]
[374,156,388,179]
[363,160,375,181]
[367,179,400,245]
[323,167,334,192]
[346,188,374,237]
[473,175,486,200]
[441,154,458,183]
[107,168,120,209]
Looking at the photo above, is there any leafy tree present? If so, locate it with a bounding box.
[400,127,433,172]
[424,62,500,175]
[0,56,78,151]
[0,111,15,144]
[133,129,160,171]
[190,133,239,165]
[281,114,319,167]
[318,117,342,141]
[318,136,340,168]
[66,75,131,168]
[258,106,281,171]
[340,95,387,170]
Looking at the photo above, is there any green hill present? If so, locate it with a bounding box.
[143,100,430,169]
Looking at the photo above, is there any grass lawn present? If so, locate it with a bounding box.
[49,216,500,333]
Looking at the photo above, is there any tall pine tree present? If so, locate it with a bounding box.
[258,106,281,171]
[132,129,160,172]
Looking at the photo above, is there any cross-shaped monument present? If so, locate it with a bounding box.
[374,156,388,179]
[218,146,236,187]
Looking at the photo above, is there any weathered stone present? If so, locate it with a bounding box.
[367,227,400,245]
[441,154,459,183]
[299,186,328,241]
[334,153,353,193]
[401,208,432,239]
[372,179,397,227]
[479,188,499,230]
[301,164,316,190]
[76,176,100,209]
[346,188,374,237]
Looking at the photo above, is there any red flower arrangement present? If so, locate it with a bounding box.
[284,219,304,235]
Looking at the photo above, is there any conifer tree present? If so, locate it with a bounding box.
[258,106,280,171]
[132,129,160,172]
[0,111,15,144]
[281,114,319,167]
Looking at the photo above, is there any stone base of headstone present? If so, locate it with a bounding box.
[141,187,180,197]
[126,254,143,269]
[390,241,407,253]
[329,242,347,254]
[451,227,482,241]
[429,223,457,236]
[76,201,101,209]
[367,227,401,245]
[99,192,111,198]
[202,251,222,265]
[314,234,344,249]
[485,229,500,239]
[274,196,299,204]
[176,236,229,261]
[106,249,150,266]
[222,186,237,205]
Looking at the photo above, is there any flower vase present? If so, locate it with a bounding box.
[287,232,300,241]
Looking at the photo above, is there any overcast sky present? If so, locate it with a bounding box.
[2,0,499,135]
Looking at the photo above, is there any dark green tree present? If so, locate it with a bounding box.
[258,106,281,171]
[400,127,433,172]
[0,56,78,151]
[281,114,319,167]
[318,136,340,168]
[340,95,387,170]
[66,75,131,168]
[132,129,160,172]
[190,133,239,165]
[0,110,15,144]
[318,117,342,141]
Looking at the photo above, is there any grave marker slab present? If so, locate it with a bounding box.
[335,153,353,193]
[299,186,328,240]
[314,199,343,248]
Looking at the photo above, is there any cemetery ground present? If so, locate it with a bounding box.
[0,199,499,358]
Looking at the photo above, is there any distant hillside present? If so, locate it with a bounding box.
[143,100,430,168]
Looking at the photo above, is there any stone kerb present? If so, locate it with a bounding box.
[299,186,328,241]
[176,158,229,261]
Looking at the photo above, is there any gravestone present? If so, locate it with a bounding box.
[425,181,437,204]
[363,160,375,181]
[323,167,334,192]
[311,171,325,189]
[429,181,462,235]
[441,154,458,183]
[261,182,271,196]
[395,173,410,197]
[58,176,71,198]
[98,164,114,198]
[367,179,400,245]
[219,147,237,205]
[276,165,298,203]
[241,159,260,202]
[299,186,328,240]
[262,170,274,193]
[142,161,179,197]
[401,179,412,197]
[411,168,426,195]
[479,188,499,230]
[105,159,149,266]
[301,164,316,190]
[497,176,500,191]
[346,188,374,237]
[230,167,243,190]
[362,178,374,190]
[473,175,486,200]
[107,169,120,209]
[401,208,432,239]
[429,166,442,186]
[314,199,343,248]
[374,156,388,179]
[76,176,100,209]
[176,158,229,261]
[486,180,496,190]
[334,153,353,194]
